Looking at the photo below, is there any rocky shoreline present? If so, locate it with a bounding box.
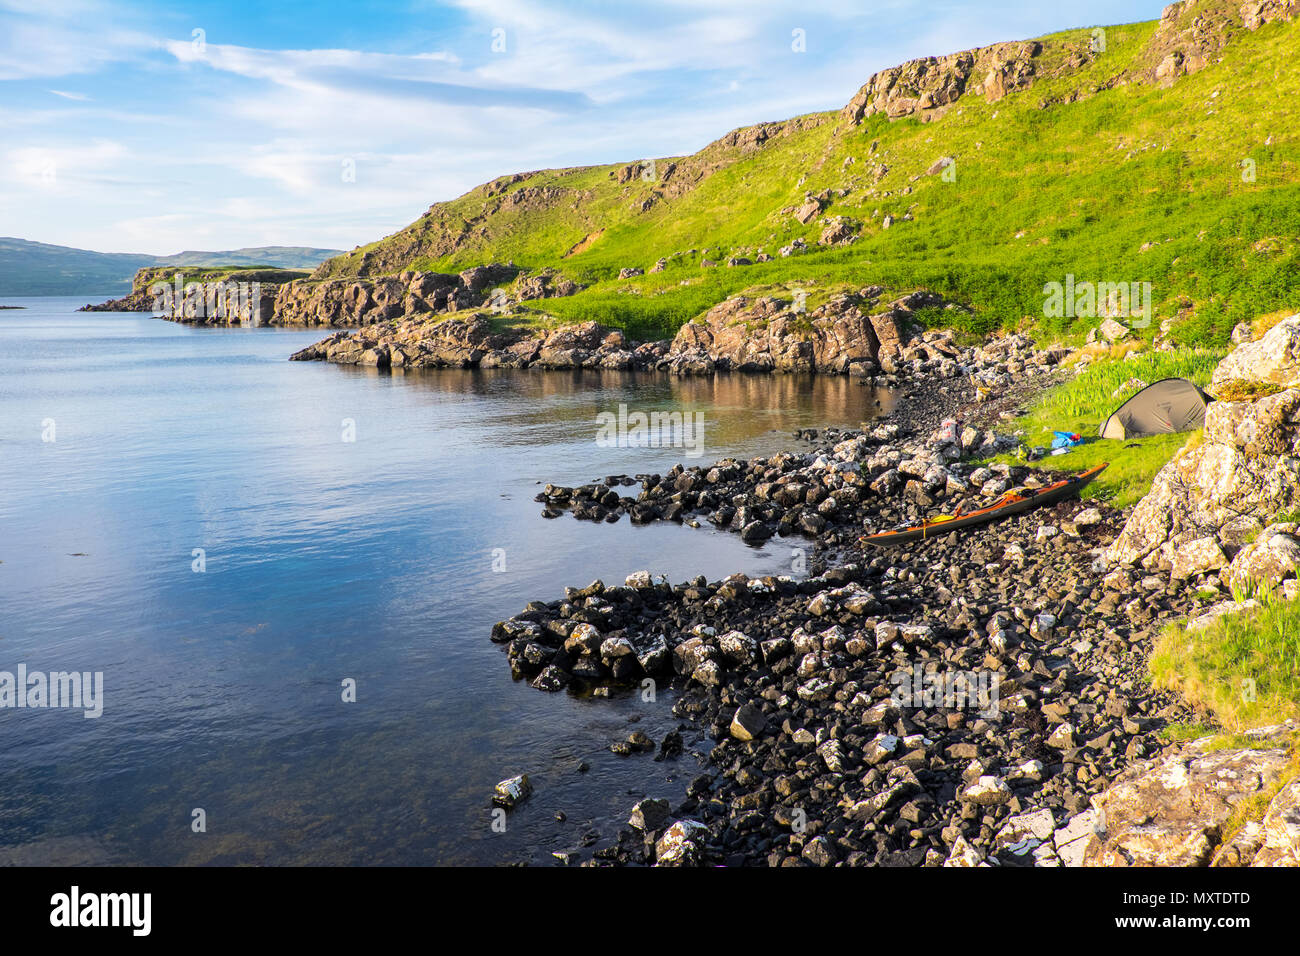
[484,337,1205,867]
[485,319,1300,867]
[289,288,1064,382]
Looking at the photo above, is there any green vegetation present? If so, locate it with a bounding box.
[1152,591,1300,731]
[1159,721,1221,744]
[136,266,310,287]
[1024,348,1221,424]
[1213,378,1283,401]
[991,347,1224,506]
[312,7,1300,346]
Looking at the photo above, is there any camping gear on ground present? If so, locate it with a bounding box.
[1099,378,1210,439]
[860,463,1109,546]
[1051,430,1082,449]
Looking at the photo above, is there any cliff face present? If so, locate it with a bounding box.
[839,39,1092,125]
[273,264,588,327]
[838,0,1300,126]
[275,264,517,327]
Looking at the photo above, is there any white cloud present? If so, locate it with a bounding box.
[7,139,127,190]
[0,2,154,80]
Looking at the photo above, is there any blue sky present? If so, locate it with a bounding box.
[0,0,1166,254]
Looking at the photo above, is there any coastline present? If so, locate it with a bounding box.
[484,340,1208,866]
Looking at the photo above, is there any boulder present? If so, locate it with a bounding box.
[1169,536,1227,581]
[995,808,1057,858]
[841,39,1057,125]
[1098,317,1130,342]
[961,775,1012,806]
[1082,730,1293,866]
[492,774,533,808]
[729,703,768,741]
[1211,313,1300,392]
[655,820,710,866]
[1224,524,1300,592]
[943,835,985,867]
[629,798,671,832]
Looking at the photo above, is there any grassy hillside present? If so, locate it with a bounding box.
[313,2,1300,344]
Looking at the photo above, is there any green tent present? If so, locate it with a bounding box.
[1099,377,1210,439]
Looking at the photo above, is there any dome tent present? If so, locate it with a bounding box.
[1099,378,1210,440]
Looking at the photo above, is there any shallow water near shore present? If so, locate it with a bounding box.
[0,297,894,865]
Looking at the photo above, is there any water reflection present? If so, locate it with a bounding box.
[0,305,893,865]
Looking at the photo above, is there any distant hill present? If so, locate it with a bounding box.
[0,238,343,296]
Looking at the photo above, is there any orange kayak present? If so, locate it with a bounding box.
[860,463,1108,546]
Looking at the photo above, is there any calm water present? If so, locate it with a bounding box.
[0,297,892,865]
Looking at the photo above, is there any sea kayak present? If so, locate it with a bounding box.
[860,463,1108,546]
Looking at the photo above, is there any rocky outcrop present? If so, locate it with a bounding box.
[841,1,1300,127]
[271,264,520,326]
[1109,388,1300,572]
[1241,0,1300,30]
[1143,0,1300,85]
[666,288,960,375]
[1145,0,1243,86]
[290,285,1073,385]
[1253,775,1300,865]
[840,38,1094,124]
[1074,722,1298,866]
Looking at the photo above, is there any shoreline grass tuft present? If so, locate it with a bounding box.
[1151,592,1300,732]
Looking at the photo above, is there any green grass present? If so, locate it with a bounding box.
[990,346,1224,506]
[1160,722,1221,744]
[1152,591,1300,731]
[304,7,1300,347]
[133,265,309,290]
[1023,348,1223,425]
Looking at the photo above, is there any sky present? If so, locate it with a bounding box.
[0,0,1167,255]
